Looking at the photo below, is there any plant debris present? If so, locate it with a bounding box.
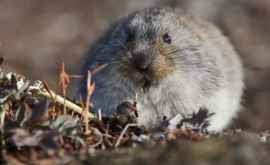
[1,64,270,164]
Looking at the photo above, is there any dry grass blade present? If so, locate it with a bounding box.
[83,71,96,134]
[58,62,70,114]
[86,75,95,101]
[58,62,70,92]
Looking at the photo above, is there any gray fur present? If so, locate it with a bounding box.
[78,7,244,132]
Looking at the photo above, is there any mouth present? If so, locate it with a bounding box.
[140,74,152,92]
[142,78,151,92]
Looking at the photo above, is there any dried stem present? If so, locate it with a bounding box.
[59,62,70,114]
[84,71,95,134]
[40,86,95,119]
[114,123,138,148]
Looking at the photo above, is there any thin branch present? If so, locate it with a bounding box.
[114,123,138,148]
[40,84,95,119]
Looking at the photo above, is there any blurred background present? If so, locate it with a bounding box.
[0,0,269,132]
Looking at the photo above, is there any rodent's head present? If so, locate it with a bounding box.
[107,7,203,90]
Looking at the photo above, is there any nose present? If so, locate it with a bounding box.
[132,53,152,73]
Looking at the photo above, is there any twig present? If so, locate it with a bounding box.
[89,128,104,148]
[103,124,114,147]
[114,123,138,148]
[40,85,95,119]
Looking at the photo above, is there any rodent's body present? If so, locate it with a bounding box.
[79,7,244,132]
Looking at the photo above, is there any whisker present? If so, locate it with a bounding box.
[165,45,200,56]
[166,49,185,56]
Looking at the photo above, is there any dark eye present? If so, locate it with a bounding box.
[162,33,172,44]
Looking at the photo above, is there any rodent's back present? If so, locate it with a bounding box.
[176,14,243,90]
[179,15,244,131]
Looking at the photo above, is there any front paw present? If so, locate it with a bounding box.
[179,107,215,133]
[114,101,138,124]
